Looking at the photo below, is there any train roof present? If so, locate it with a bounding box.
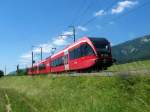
[89,37,108,41]
[89,37,109,44]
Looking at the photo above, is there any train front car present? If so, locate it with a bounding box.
[89,37,113,70]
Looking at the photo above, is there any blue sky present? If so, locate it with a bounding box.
[0,0,150,74]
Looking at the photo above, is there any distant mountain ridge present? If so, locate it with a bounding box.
[112,35,150,64]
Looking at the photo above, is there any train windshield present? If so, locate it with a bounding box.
[90,38,111,55]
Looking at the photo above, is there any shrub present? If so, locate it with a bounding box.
[0,70,4,77]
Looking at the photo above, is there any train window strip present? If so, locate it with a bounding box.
[39,64,46,70]
[31,66,37,72]
[69,43,94,60]
[51,56,64,67]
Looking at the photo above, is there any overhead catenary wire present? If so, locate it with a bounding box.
[79,0,150,37]
[96,0,150,29]
[68,0,88,26]
[65,0,118,39]
[65,0,119,40]
[74,0,96,26]
[81,0,119,27]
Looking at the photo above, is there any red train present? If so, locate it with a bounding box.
[28,37,114,75]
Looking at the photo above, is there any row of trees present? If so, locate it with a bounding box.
[0,69,27,77]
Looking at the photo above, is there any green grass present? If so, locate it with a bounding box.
[108,60,150,72]
[0,75,150,112]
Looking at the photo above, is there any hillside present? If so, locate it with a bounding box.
[112,35,150,63]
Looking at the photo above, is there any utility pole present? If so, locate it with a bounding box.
[69,26,76,43]
[17,64,19,75]
[32,51,33,69]
[60,26,75,43]
[40,47,42,61]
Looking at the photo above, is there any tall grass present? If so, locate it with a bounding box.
[108,60,150,73]
[0,75,149,112]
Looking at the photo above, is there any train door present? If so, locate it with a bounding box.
[64,50,69,71]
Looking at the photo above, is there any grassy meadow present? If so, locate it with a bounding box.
[108,60,150,72]
[0,60,150,112]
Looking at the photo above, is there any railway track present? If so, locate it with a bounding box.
[46,69,150,77]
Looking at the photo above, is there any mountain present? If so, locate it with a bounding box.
[112,35,150,64]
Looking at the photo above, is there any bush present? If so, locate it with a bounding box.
[17,69,27,76]
[0,70,4,77]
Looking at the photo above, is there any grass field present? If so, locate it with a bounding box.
[0,60,150,112]
[0,75,150,112]
[108,60,150,72]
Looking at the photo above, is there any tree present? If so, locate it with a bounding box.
[0,70,4,77]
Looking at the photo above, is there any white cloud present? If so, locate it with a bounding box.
[19,30,73,66]
[63,31,73,36]
[53,30,73,46]
[39,44,53,53]
[77,26,88,31]
[94,10,106,17]
[53,37,68,46]
[19,44,54,66]
[21,53,32,59]
[112,0,138,14]
[60,31,73,40]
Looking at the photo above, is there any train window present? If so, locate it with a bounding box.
[55,60,57,66]
[80,43,94,56]
[86,44,94,55]
[53,60,54,66]
[60,57,64,65]
[31,66,37,71]
[76,47,81,58]
[51,56,64,67]
[74,48,78,59]
[69,50,74,60]
[57,59,59,66]
[69,47,81,60]
[39,64,46,70]
[69,43,94,60]
[62,57,64,64]
[57,58,59,66]
[54,60,56,66]
[90,38,110,54]
[59,57,62,65]
[80,44,86,57]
